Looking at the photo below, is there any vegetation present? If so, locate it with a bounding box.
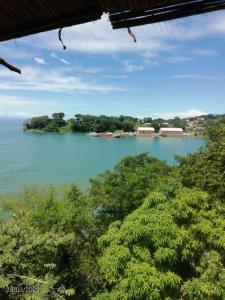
[90,153,172,230]
[24,114,138,133]
[1,119,225,299]
[96,186,225,300]
[24,112,225,133]
[177,118,225,201]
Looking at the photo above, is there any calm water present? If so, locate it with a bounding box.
[0,118,205,194]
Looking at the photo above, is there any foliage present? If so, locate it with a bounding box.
[24,113,66,132]
[24,113,225,133]
[96,186,225,299]
[70,114,137,133]
[0,184,100,300]
[2,119,225,299]
[177,119,225,201]
[89,153,172,229]
[24,116,51,130]
[171,116,187,130]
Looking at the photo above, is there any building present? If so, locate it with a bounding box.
[137,127,155,136]
[196,126,206,132]
[159,128,184,137]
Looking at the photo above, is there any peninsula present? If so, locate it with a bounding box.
[23,113,224,136]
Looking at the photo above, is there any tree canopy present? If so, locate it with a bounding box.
[89,153,172,229]
[177,119,225,201]
[96,185,225,299]
[1,119,225,299]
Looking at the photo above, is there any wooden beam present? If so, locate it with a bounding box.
[110,0,221,22]
[0,9,102,42]
[111,1,225,28]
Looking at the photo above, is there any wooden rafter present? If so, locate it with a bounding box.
[109,0,225,28]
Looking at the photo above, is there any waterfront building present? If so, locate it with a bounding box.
[137,127,155,136]
[159,128,184,137]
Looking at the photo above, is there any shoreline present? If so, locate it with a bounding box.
[24,129,204,138]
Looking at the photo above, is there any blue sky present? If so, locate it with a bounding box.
[0,11,225,119]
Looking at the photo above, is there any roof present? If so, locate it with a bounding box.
[160,128,184,132]
[0,0,225,42]
[102,0,225,29]
[138,127,155,131]
[0,0,102,42]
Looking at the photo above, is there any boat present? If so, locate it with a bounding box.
[87,132,113,138]
[86,132,100,137]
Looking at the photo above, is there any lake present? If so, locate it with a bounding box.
[0,118,205,194]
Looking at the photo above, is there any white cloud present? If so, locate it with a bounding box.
[173,74,224,80]
[0,95,53,107]
[60,58,70,65]
[19,11,225,58]
[0,66,126,93]
[152,109,207,119]
[23,15,170,57]
[50,52,70,65]
[166,56,193,63]
[193,49,219,56]
[123,61,144,72]
[0,111,34,118]
[34,57,47,65]
[0,44,34,60]
[50,52,58,59]
[0,95,53,118]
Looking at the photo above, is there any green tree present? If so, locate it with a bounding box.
[0,184,100,299]
[89,153,171,229]
[24,116,51,130]
[172,116,187,130]
[122,120,135,132]
[177,119,225,201]
[95,185,225,300]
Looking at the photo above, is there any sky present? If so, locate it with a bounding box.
[0,11,225,119]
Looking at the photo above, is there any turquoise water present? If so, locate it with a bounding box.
[0,118,205,194]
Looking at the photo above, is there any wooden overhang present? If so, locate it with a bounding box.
[101,0,225,29]
[0,0,225,42]
[0,0,103,42]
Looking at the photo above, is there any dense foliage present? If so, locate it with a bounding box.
[24,113,66,132]
[90,153,172,229]
[24,114,138,133]
[24,113,225,133]
[1,120,225,299]
[95,185,225,299]
[177,120,225,201]
[70,114,138,133]
[0,185,100,299]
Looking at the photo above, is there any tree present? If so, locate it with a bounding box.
[24,116,51,130]
[172,117,187,130]
[95,185,225,300]
[51,113,66,127]
[89,153,172,229]
[0,184,100,300]
[177,119,225,201]
[122,120,135,132]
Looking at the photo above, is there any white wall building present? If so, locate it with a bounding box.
[137,127,155,136]
[159,128,184,137]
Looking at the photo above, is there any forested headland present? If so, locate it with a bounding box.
[0,118,225,299]
[23,112,225,133]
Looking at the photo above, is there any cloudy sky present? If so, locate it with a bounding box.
[0,11,225,119]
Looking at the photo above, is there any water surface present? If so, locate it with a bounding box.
[0,118,204,193]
